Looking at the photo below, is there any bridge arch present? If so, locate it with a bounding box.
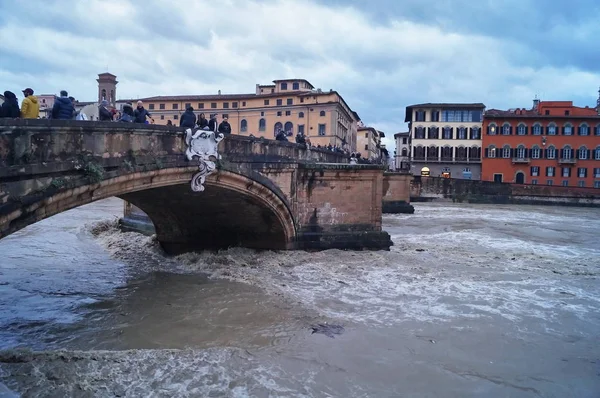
[1,167,296,254]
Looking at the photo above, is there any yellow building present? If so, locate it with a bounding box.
[357,126,386,161]
[118,79,359,151]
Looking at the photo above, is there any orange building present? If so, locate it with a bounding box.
[117,79,359,151]
[482,99,600,188]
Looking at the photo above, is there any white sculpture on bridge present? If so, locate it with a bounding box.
[184,128,224,192]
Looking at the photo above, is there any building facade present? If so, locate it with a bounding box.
[357,127,380,160]
[394,131,410,171]
[118,79,359,152]
[482,99,600,188]
[405,103,485,179]
[97,73,118,107]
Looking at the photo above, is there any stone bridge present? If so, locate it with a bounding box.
[0,120,392,254]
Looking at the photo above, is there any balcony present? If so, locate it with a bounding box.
[512,157,530,164]
[558,158,576,165]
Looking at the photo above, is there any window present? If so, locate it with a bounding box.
[149,104,155,110]
[320,110,326,117]
[595,181,600,188]
[470,127,480,139]
[532,179,538,185]
[457,127,466,139]
[240,119,247,132]
[488,123,497,135]
[456,146,467,160]
[595,168,600,178]
[443,127,453,139]
[546,146,556,159]
[547,124,557,135]
[285,110,291,116]
[532,124,542,135]
[469,146,480,160]
[413,146,425,160]
[298,124,304,134]
[292,82,299,90]
[441,110,480,122]
[546,166,555,177]
[578,168,587,178]
[223,102,229,109]
[287,98,293,105]
[579,146,588,160]
[260,111,265,117]
[502,145,511,158]
[365,133,369,138]
[516,145,526,159]
[276,99,282,106]
[172,104,178,110]
[277,111,282,116]
[578,181,585,187]
[222,114,228,119]
[402,138,407,144]
[565,110,570,116]
[318,124,326,136]
[596,125,600,136]
[545,110,550,115]
[159,104,165,110]
[160,115,164,120]
[562,167,571,177]
[596,147,600,160]
[264,100,270,106]
[259,118,266,131]
[232,102,238,108]
[441,146,453,160]
[502,124,511,135]
[562,180,569,187]
[427,146,438,159]
[242,101,246,107]
[274,122,283,135]
[173,115,178,120]
[365,144,369,150]
[531,146,540,159]
[486,145,496,158]
[546,180,553,185]
[211,102,217,109]
[517,124,527,135]
[101,89,106,100]
[415,110,426,121]
[284,121,293,135]
[563,146,573,160]
[198,103,204,109]
[185,103,191,109]
[431,111,440,122]
[299,112,304,118]
[579,124,589,135]
[428,127,439,139]
[563,124,572,135]
[531,166,540,177]
[415,127,425,139]
[281,82,288,90]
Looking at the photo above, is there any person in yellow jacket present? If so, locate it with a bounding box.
[20,88,39,119]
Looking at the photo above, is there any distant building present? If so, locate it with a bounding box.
[405,103,485,179]
[482,97,600,188]
[117,79,360,151]
[97,73,118,107]
[394,131,410,171]
[37,94,56,118]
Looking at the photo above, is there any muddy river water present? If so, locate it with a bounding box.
[0,199,599,397]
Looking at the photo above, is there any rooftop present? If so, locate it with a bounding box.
[406,102,486,109]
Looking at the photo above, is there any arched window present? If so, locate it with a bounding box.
[562,145,572,160]
[488,123,497,135]
[110,90,114,102]
[546,145,556,159]
[595,125,600,136]
[441,146,453,160]
[502,123,511,135]
[413,146,425,160]
[259,118,266,131]
[415,126,425,139]
[427,145,438,159]
[101,89,106,100]
[532,123,542,135]
[517,124,527,135]
[470,127,480,139]
[292,82,299,90]
[502,145,511,158]
[531,145,540,159]
[298,112,304,118]
[563,123,573,135]
[578,146,588,160]
[281,82,288,90]
[240,119,248,132]
[274,122,283,136]
[516,145,526,159]
[487,145,496,158]
[428,127,439,139]
[319,110,326,117]
[456,146,467,160]
[547,123,557,135]
[595,146,600,160]
[401,148,408,156]
[442,127,453,139]
[579,123,589,136]
[284,121,293,135]
[457,127,467,139]
[469,146,481,160]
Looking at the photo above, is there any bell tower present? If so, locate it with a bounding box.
[97,73,118,107]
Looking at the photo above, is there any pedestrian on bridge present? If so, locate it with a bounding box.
[0,91,20,118]
[180,106,196,129]
[133,101,153,124]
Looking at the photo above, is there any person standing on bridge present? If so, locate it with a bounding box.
[98,100,113,121]
[196,113,209,129]
[0,91,20,118]
[133,101,153,124]
[218,116,232,135]
[180,106,196,128]
[20,88,39,119]
[208,113,218,133]
[52,91,75,120]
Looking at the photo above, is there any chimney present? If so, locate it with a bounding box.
[218,90,221,95]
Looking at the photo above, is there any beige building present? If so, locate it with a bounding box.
[405,103,485,179]
[394,131,410,171]
[118,79,360,151]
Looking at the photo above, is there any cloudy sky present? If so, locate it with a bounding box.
[1,0,599,149]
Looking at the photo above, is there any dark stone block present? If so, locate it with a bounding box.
[382,200,415,214]
[296,228,393,251]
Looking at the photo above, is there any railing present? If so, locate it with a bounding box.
[512,158,531,164]
[411,158,482,163]
[558,158,576,164]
